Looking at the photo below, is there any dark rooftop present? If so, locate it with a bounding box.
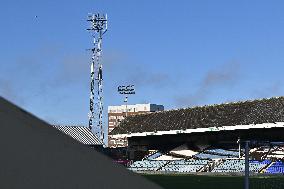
[110,97,284,135]
[53,125,102,145]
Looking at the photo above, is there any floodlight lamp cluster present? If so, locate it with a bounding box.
[87,13,108,34]
[118,85,135,95]
[117,85,135,117]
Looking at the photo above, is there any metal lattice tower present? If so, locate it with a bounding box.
[87,13,107,144]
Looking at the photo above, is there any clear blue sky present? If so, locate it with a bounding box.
[1,0,284,128]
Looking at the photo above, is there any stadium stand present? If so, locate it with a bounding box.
[128,157,281,174]
[160,159,209,173]
[127,142,284,174]
[250,146,271,160]
[127,147,284,174]
[128,160,168,172]
[111,97,284,134]
[194,153,233,160]
[128,159,210,173]
[212,159,270,173]
[267,146,284,159]
[192,147,240,160]
[117,96,284,175]
[144,151,162,160]
[204,149,239,157]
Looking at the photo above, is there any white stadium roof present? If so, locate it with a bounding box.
[111,122,284,139]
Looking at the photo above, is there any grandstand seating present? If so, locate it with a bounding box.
[144,151,162,160]
[128,145,284,174]
[212,159,270,173]
[204,149,239,157]
[266,146,284,159]
[193,148,239,159]
[160,159,209,173]
[128,142,284,174]
[128,159,209,173]
[128,158,284,174]
[128,160,168,172]
[194,153,233,159]
[265,161,284,174]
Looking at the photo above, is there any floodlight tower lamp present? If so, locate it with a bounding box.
[117,85,135,117]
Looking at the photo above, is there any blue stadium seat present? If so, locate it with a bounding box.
[265,161,284,174]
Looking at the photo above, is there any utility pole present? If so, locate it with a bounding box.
[124,96,128,117]
[244,141,250,189]
[237,137,241,158]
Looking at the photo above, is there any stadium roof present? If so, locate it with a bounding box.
[53,125,102,145]
[0,96,161,189]
[110,97,284,135]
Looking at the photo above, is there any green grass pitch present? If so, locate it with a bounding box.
[143,174,284,189]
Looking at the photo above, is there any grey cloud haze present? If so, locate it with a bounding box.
[175,61,241,107]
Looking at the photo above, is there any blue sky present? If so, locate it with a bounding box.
[1,0,284,129]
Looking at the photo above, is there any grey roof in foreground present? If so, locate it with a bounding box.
[111,96,284,135]
[53,125,102,145]
[0,96,161,189]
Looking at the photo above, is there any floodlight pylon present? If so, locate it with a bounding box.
[87,13,107,145]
